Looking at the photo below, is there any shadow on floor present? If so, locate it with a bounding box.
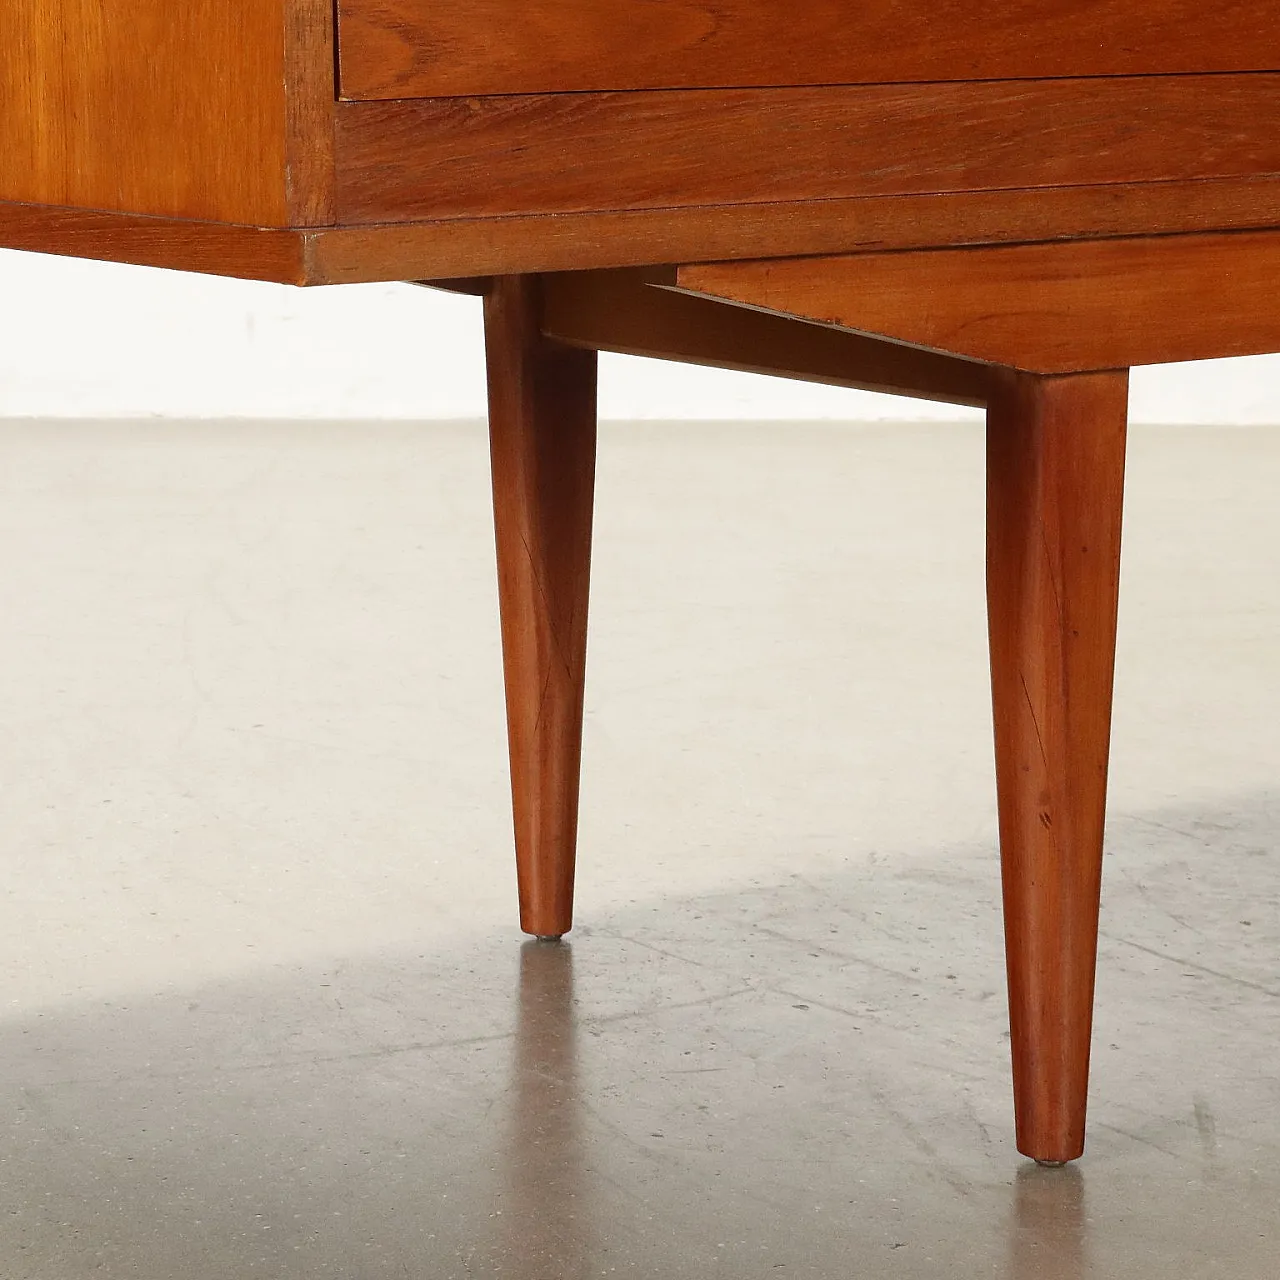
[2,791,1278,1278]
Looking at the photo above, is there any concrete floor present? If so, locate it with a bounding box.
[0,417,1278,1277]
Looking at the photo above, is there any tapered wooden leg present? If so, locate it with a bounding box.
[986,368,1128,1163]
[484,276,598,939]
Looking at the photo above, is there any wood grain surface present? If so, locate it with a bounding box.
[670,230,1280,373]
[305,178,1280,284]
[987,369,1128,1163]
[0,0,334,225]
[486,277,598,940]
[337,0,1279,99]
[0,200,310,282]
[539,271,994,407]
[9,173,1280,288]
[284,0,340,226]
[334,75,1280,222]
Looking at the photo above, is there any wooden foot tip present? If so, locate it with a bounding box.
[1033,1159,1071,1168]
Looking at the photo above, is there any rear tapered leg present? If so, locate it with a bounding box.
[986,369,1128,1163]
[484,276,598,939]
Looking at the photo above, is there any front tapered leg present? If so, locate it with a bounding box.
[987,369,1128,1163]
[484,276,598,939]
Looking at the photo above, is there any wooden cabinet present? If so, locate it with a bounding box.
[3,0,1279,283]
[3,0,1280,1167]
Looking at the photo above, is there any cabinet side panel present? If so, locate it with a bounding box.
[1,0,293,225]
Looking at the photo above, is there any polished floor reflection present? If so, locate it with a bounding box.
[1,419,1278,1276]
[2,813,1279,1278]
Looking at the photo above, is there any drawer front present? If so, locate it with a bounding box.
[333,75,1280,222]
[336,0,1278,100]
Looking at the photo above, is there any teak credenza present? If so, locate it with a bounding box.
[4,0,1280,1165]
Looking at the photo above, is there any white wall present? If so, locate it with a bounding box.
[2,248,1278,423]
